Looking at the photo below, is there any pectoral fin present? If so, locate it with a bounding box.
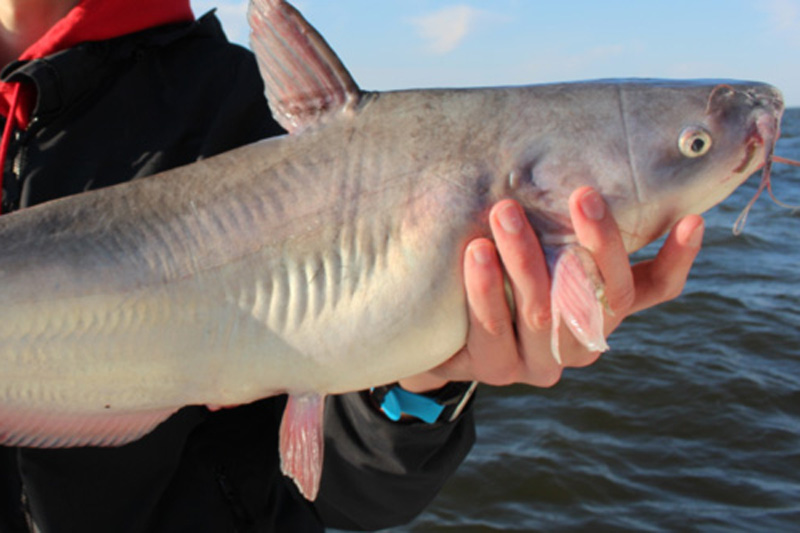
[550,245,610,364]
[279,393,326,500]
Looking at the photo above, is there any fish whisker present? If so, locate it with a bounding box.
[733,153,800,235]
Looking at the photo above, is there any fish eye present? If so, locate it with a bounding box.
[678,127,712,158]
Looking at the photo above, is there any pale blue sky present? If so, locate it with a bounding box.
[190,0,800,107]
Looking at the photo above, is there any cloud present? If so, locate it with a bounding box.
[761,0,799,30]
[410,5,484,54]
[757,0,800,46]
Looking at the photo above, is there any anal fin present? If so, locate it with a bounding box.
[550,245,610,364]
[279,393,326,500]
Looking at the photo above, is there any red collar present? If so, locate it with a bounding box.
[0,0,195,127]
[18,0,194,61]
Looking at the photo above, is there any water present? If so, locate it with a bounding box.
[392,108,800,532]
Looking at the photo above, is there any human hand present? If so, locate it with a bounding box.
[400,186,705,392]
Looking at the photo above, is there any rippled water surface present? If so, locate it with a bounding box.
[393,108,800,532]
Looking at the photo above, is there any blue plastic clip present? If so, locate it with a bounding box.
[379,386,445,424]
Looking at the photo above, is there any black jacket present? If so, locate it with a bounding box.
[0,13,475,533]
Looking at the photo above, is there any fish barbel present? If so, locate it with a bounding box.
[0,0,794,499]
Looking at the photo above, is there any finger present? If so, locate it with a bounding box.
[458,238,521,385]
[489,200,562,385]
[489,200,551,331]
[629,215,704,314]
[569,187,635,312]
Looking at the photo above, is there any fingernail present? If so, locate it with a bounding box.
[686,220,704,248]
[497,203,524,234]
[470,242,493,265]
[579,189,605,221]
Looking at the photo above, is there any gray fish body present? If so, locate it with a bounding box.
[0,81,782,437]
[0,87,509,417]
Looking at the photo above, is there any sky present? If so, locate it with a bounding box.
[190,0,800,107]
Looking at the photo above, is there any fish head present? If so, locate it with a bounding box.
[614,80,784,251]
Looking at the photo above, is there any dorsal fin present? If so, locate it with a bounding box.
[247,0,361,133]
